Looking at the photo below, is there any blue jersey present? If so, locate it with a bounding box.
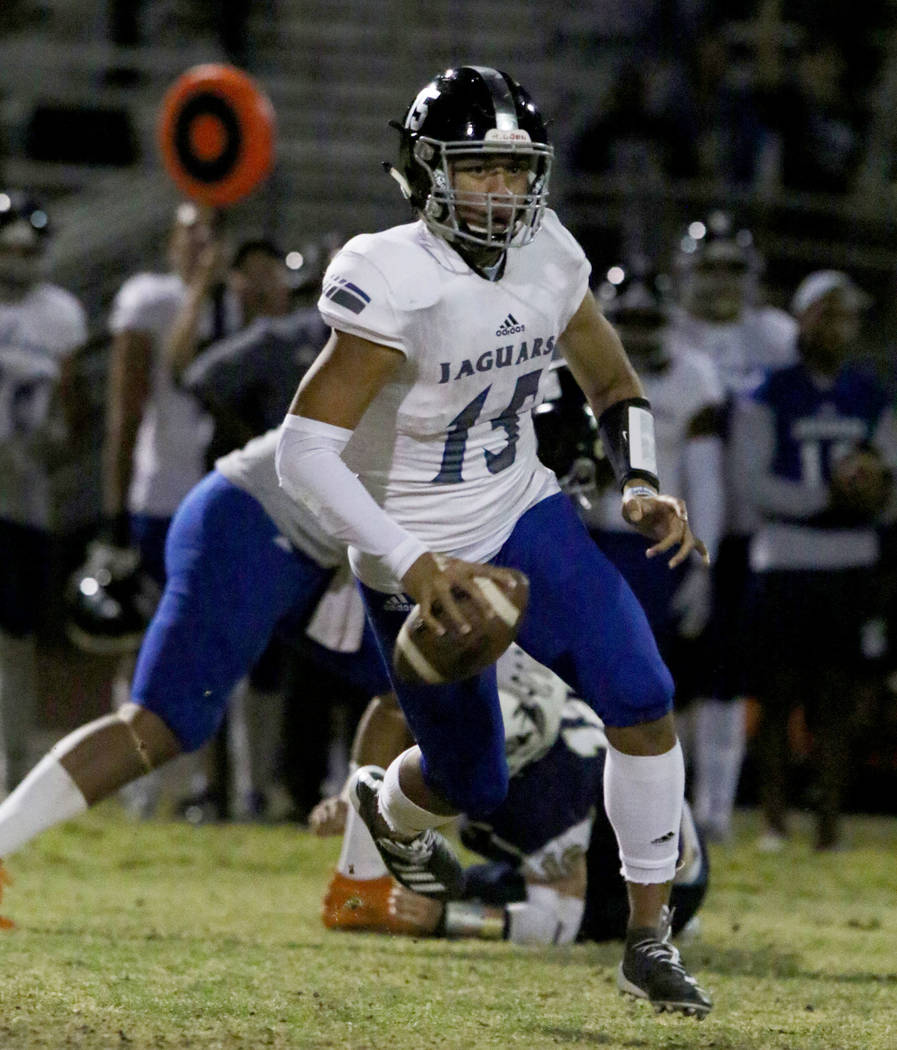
[757,362,889,499]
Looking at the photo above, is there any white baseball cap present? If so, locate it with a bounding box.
[790,270,872,317]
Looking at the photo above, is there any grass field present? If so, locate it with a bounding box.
[1,804,895,1049]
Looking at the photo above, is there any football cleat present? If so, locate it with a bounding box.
[0,861,14,930]
[347,766,464,902]
[321,871,420,935]
[618,918,712,1018]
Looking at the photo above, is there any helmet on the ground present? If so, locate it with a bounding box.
[388,66,553,250]
[497,644,566,775]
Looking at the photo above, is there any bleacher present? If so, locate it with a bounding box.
[0,0,896,344]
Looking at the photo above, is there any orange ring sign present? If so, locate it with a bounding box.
[157,64,275,208]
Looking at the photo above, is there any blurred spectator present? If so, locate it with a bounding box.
[755,36,866,195]
[101,201,235,584]
[663,24,769,186]
[184,238,327,459]
[666,212,798,842]
[0,190,87,792]
[570,61,699,183]
[732,270,897,851]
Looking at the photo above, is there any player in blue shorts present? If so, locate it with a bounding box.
[275,65,712,1015]
[0,429,391,889]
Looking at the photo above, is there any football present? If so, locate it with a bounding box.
[393,567,529,685]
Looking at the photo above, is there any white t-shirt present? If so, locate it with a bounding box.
[582,343,724,533]
[317,213,591,590]
[109,272,240,518]
[0,282,87,528]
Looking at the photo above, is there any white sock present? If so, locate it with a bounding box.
[603,740,685,884]
[692,698,746,834]
[337,805,389,880]
[378,747,455,839]
[0,752,88,857]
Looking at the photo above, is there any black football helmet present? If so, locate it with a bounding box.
[0,190,51,301]
[673,210,760,322]
[596,260,672,370]
[0,190,50,242]
[64,542,161,656]
[388,66,553,250]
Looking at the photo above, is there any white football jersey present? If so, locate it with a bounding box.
[0,282,87,527]
[109,272,240,517]
[318,212,591,590]
[666,305,797,397]
[666,304,798,533]
[582,344,724,533]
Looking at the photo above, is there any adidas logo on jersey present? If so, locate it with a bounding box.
[383,594,414,614]
[496,313,525,337]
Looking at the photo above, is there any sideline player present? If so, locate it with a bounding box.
[0,430,391,902]
[318,645,709,950]
[667,212,798,841]
[0,190,87,792]
[275,65,711,1015]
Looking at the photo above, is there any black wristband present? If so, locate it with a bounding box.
[597,397,660,491]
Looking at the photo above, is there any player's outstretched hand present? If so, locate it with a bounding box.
[401,552,519,636]
[622,489,709,569]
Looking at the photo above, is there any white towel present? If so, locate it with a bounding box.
[305,561,367,653]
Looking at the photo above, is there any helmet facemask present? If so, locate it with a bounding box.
[413,134,553,251]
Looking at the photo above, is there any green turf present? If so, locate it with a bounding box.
[1,805,895,1049]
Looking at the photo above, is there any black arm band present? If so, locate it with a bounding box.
[597,397,660,491]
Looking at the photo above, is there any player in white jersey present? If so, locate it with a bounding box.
[0,428,392,917]
[101,202,240,577]
[276,66,712,1016]
[579,264,724,655]
[666,212,799,842]
[0,190,87,792]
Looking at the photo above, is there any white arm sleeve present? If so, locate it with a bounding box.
[505,884,585,946]
[683,434,724,564]
[275,414,428,583]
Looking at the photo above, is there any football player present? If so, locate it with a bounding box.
[276,66,711,1016]
[0,430,392,911]
[0,191,87,793]
[731,270,897,851]
[666,211,798,843]
[580,262,724,659]
[319,644,709,950]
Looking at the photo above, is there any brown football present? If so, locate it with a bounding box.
[393,567,529,685]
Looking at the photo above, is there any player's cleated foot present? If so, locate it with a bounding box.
[321,871,412,934]
[347,765,464,902]
[618,929,712,1018]
[0,861,14,929]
